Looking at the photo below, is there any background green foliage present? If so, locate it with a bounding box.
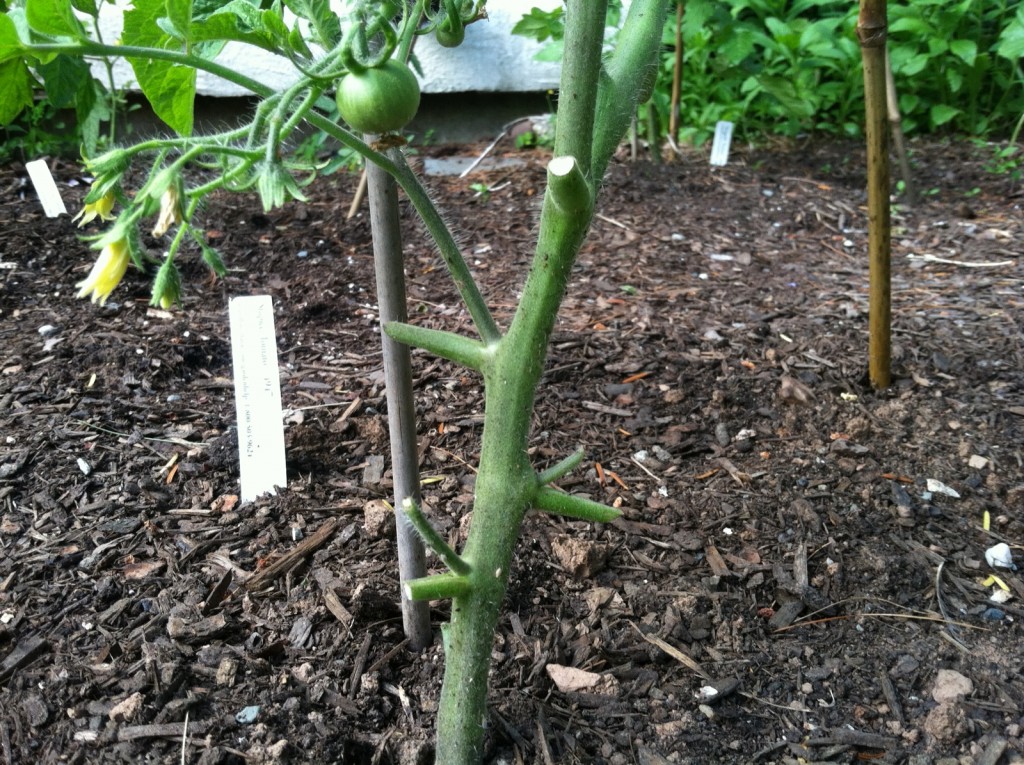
[515,0,1024,146]
[3,0,1023,160]
[1,0,126,162]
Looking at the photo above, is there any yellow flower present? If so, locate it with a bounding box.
[151,186,183,237]
[72,190,116,228]
[76,238,130,305]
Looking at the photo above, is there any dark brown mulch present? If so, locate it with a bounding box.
[1,136,1023,765]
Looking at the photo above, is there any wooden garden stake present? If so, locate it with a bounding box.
[885,48,917,205]
[858,0,891,389]
[669,1,683,143]
[365,144,432,651]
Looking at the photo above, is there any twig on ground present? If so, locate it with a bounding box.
[242,516,341,591]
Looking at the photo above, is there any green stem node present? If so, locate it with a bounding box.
[404,573,472,602]
[547,156,592,215]
[534,487,621,523]
[401,498,471,576]
[384,322,494,372]
[536,448,586,485]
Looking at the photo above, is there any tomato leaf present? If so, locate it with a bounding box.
[123,0,196,136]
[25,0,86,38]
[0,57,34,125]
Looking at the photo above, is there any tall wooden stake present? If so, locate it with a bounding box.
[365,145,432,650]
[885,48,917,205]
[669,1,683,143]
[858,0,891,389]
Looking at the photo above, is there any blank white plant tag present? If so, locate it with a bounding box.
[25,159,68,217]
[710,121,735,167]
[229,295,287,503]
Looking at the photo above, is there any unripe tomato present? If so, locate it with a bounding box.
[435,18,465,48]
[336,60,421,135]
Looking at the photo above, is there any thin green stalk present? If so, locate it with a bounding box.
[401,498,470,577]
[265,81,313,161]
[396,0,426,63]
[33,42,276,98]
[90,17,120,145]
[279,87,322,142]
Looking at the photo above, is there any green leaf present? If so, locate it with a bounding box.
[930,103,960,126]
[155,16,186,40]
[946,67,963,93]
[949,38,976,66]
[756,74,816,118]
[0,57,34,125]
[889,17,932,36]
[995,16,1024,61]
[533,40,563,62]
[511,6,564,42]
[899,92,920,115]
[166,0,193,44]
[282,0,339,48]
[190,1,278,51]
[681,0,714,39]
[75,78,110,156]
[259,6,290,48]
[200,241,227,277]
[70,0,97,16]
[0,12,27,62]
[37,52,90,108]
[900,53,929,76]
[123,0,196,135]
[287,24,312,59]
[25,0,85,37]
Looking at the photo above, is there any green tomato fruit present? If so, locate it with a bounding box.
[435,17,465,48]
[336,60,421,135]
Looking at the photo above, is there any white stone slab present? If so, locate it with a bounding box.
[87,0,561,97]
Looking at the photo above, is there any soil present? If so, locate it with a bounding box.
[1,137,1023,765]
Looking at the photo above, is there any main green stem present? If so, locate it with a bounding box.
[432,5,607,762]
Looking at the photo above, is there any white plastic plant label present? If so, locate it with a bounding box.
[25,159,68,217]
[709,121,734,167]
[229,295,287,503]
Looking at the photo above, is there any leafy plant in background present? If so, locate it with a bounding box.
[888,0,1024,135]
[975,110,1024,186]
[0,98,77,162]
[1,0,667,761]
[517,0,1024,147]
[1,0,131,161]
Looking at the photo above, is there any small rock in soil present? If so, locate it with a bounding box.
[363,499,395,539]
[932,669,974,703]
[550,535,608,578]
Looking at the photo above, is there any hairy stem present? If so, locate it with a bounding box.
[432,4,611,761]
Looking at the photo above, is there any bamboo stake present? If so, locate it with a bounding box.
[669,1,683,143]
[346,168,368,219]
[858,0,891,390]
[885,48,917,205]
